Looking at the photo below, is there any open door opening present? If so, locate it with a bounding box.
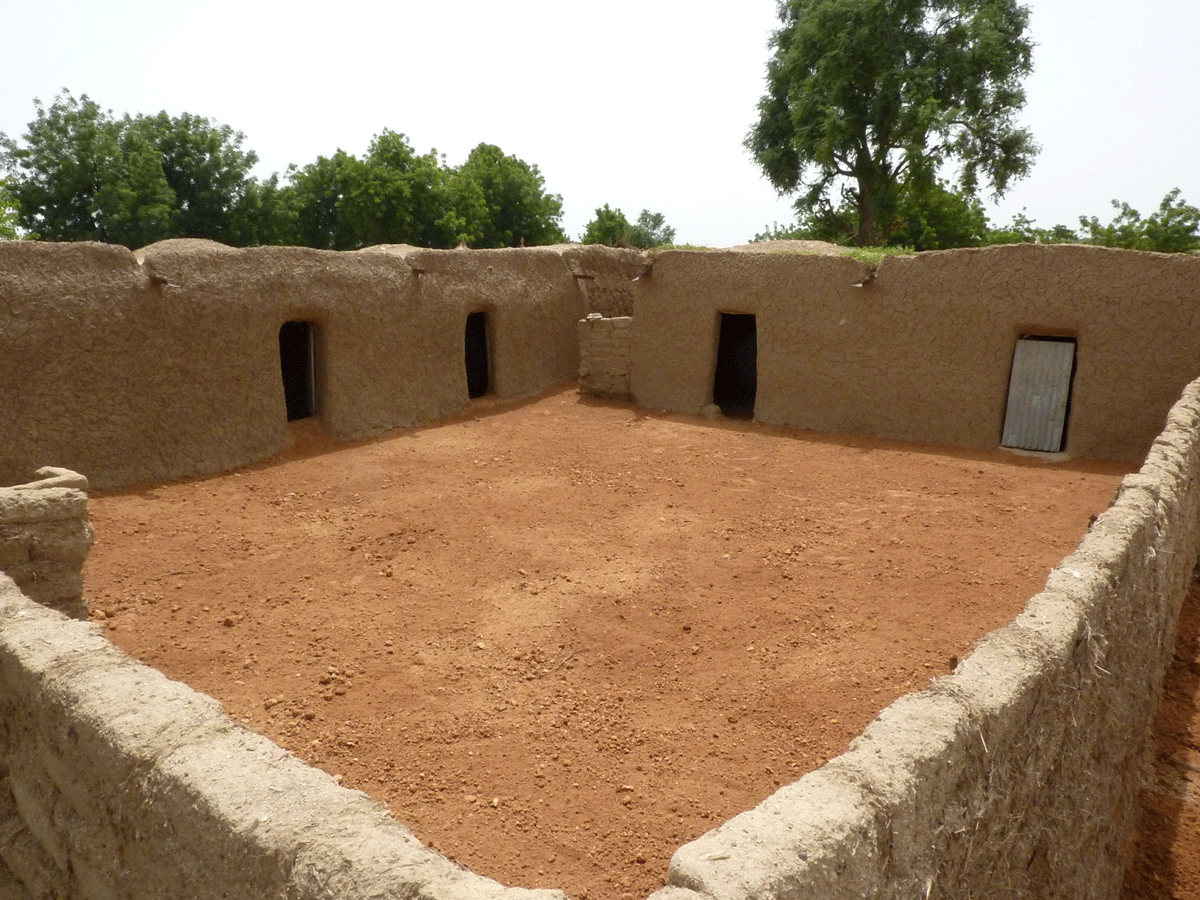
[279,320,316,421]
[713,313,757,418]
[1001,335,1077,452]
[465,311,491,399]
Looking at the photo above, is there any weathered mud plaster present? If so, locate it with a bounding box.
[0,579,566,900]
[0,240,640,490]
[0,468,92,619]
[667,378,1200,900]
[631,244,1200,461]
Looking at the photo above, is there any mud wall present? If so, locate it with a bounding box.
[2,382,1199,900]
[657,377,1200,900]
[631,244,1200,461]
[577,313,633,398]
[0,240,639,490]
[0,577,567,900]
[0,468,92,620]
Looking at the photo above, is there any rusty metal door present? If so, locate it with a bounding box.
[1001,337,1077,452]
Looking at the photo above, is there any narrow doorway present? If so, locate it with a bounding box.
[713,313,757,418]
[279,320,316,421]
[465,311,491,399]
[1001,336,1077,452]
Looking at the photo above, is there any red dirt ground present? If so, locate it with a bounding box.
[83,388,1144,899]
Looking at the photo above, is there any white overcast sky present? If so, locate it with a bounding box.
[3,1,1198,247]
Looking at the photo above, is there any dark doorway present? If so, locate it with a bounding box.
[1001,335,1077,452]
[713,313,757,418]
[465,311,491,399]
[279,320,315,421]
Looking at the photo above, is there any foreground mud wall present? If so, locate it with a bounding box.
[1,380,1199,899]
[0,468,92,620]
[632,244,1200,461]
[659,378,1200,900]
[0,241,639,490]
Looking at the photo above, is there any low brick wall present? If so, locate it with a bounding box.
[657,379,1200,900]
[577,314,634,398]
[0,468,92,620]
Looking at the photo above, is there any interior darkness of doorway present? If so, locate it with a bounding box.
[279,321,315,421]
[466,312,490,399]
[713,313,757,418]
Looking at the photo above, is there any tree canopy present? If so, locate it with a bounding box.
[747,0,1038,246]
[0,91,261,248]
[452,143,566,248]
[581,206,676,248]
[1,91,568,251]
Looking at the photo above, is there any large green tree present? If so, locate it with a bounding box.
[581,206,676,248]
[747,0,1038,246]
[452,143,566,247]
[1,91,266,247]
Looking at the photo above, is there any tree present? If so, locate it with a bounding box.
[983,209,1077,245]
[451,143,566,247]
[129,110,259,244]
[1,90,266,248]
[746,0,1038,246]
[287,132,465,250]
[0,178,22,240]
[1079,189,1200,254]
[581,205,633,246]
[628,210,676,248]
[581,205,675,248]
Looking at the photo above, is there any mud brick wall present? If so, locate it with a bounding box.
[655,378,1200,900]
[0,578,565,900]
[0,468,92,620]
[631,244,1200,462]
[0,241,640,490]
[577,314,633,398]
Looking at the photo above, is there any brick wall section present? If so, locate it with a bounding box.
[0,468,92,620]
[657,378,1200,900]
[577,314,634,398]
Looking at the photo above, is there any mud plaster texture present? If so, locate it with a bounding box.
[631,244,1200,461]
[1,240,1199,898]
[0,240,639,490]
[0,468,92,620]
[0,377,1197,899]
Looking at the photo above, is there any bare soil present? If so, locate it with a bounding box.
[84,388,1133,899]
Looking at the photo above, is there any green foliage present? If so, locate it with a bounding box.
[0,90,266,248]
[581,205,633,246]
[750,221,807,243]
[581,205,675,248]
[0,178,22,240]
[285,137,566,251]
[1079,189,1200,254]
[747,0,1038,246]
[753,180,987,251]
[628,210,675,248]
[984,209,1078,245]
[452,143,566,247]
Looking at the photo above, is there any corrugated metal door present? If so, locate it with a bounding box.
[1001,337,1077,452]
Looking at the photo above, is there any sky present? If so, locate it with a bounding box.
[3,1,1198,248]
